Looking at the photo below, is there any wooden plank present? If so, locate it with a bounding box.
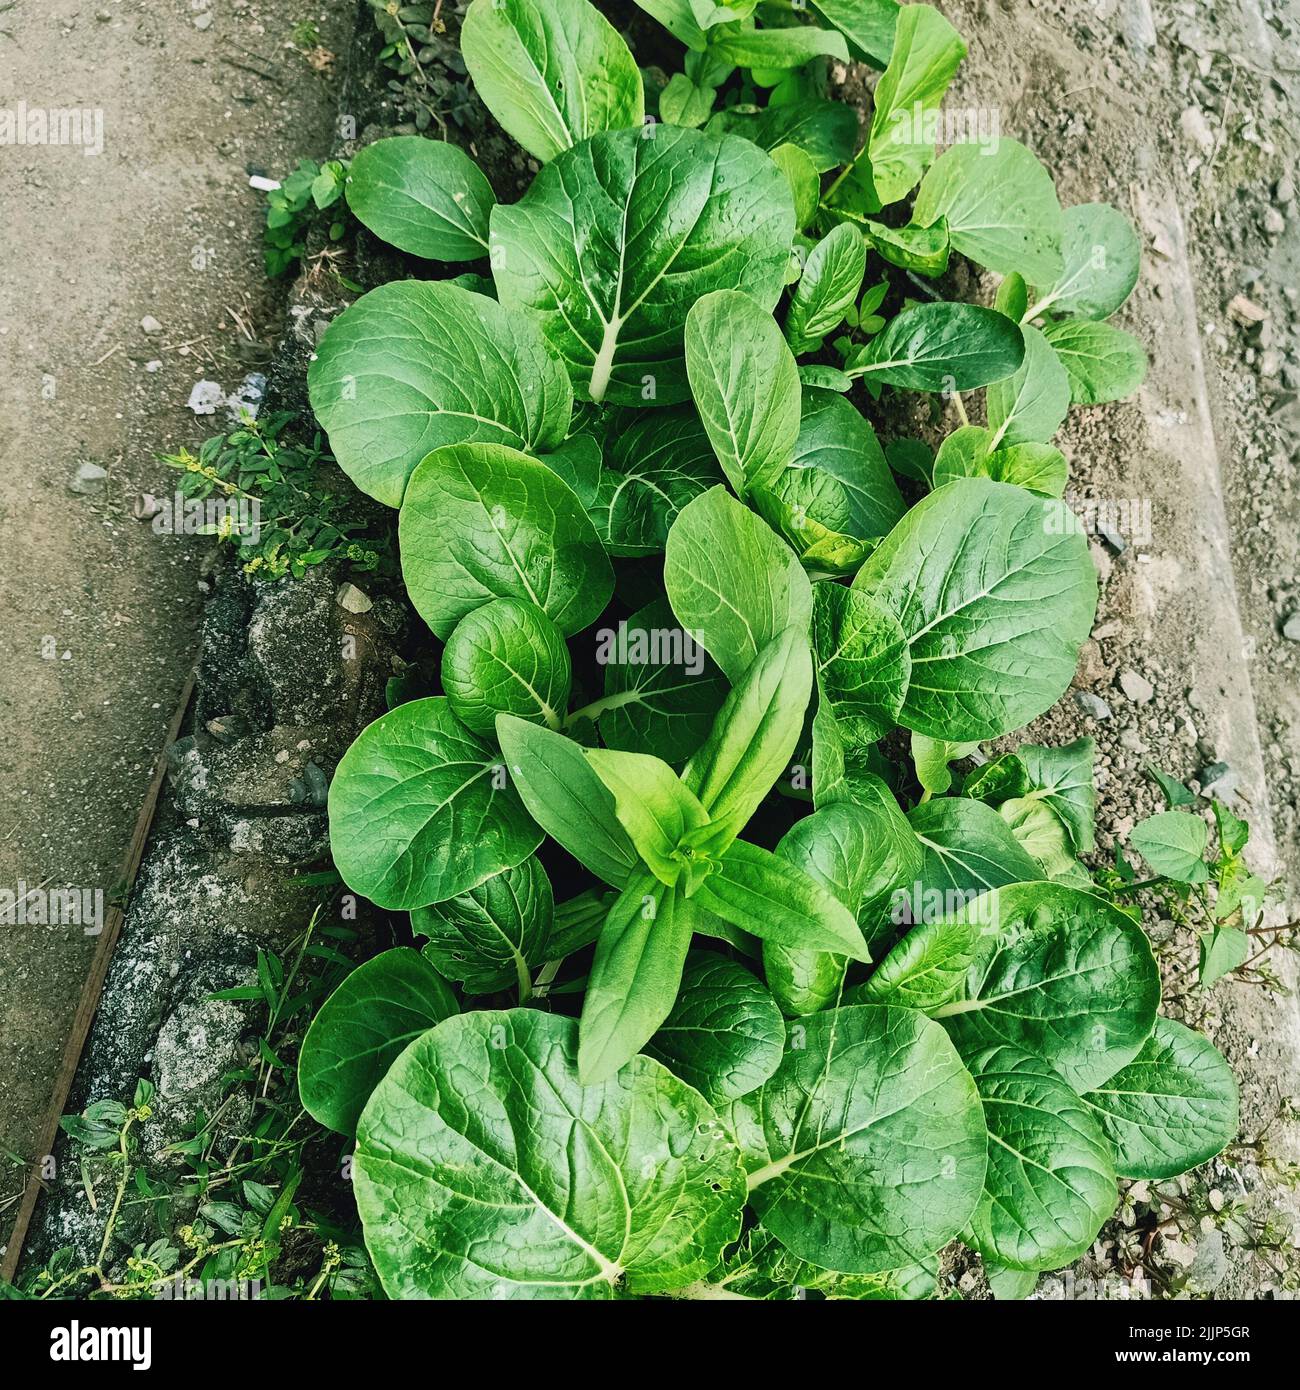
[0,667,197,1284]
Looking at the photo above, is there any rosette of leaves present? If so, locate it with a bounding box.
[297,0,1237,1301]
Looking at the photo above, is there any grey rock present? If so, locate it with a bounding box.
[1198,762,1238,799]
[1281,611,1300,642]
[1119,669,1156,703]
[1189,1229,1230,1292]
[336,582,373,614]
[1074,691,1112,721]
[140,314,163,334]
[69,461,107,494]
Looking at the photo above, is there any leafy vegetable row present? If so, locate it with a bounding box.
[296,0,1237,1300]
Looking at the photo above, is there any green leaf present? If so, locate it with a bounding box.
[579,874,694,1084]
[709,25,849,70]
[412,856,553,996]
[999,797,1081,881]
[1199,925,1249,988]
[763,802,882,1015]
[751,468,871,576]
[308,281,572,507]
[461,0,644,163]
[700,1225,937,1300]
[1035,202,1141,321]
[496,714,640,887]
[345,137,494,260]
[769,142,820,227]
[860,881,1160,1092]
[1147,764,1198,809]
[1020,738,1097,853]
[986,324,1071,447]
[681,626,812,842]
[660,73,717,128]
[860,218,951,276]
[932,426,1069,498]
[1082,1017,1238,1179]
[1213,799,1250,857]
[585,748,710,886]
[588,597,728,763]
[864,3,966,204]
[1042,319,1147,404]
[665,487,813,683]
[399,442,613,640]
[809,0,899,66]
[714,98,859,173]
[847,303,1025,391]
[905,797,1044,907]
[589,406,723,556]
[963,1045,1117,1272]
[995,271,1029,321]
[539,432,601,502]
[734,1004,987,1273]
[355,1009,745,1297]
[1129,810,1210,883]
[686,289,801,495]
[910,732,980,796]
[328,698,542,910]
[913,138,1064,285]
[812,583,910,744]
[491,127,794,404]
[785,225,868,354]
[298,948,458,1137]
[986,1262,1038,1300]
[695,839,871,961]
[853,479,1097,739]
[646,952,786,1103]
[631,0,711,50]
[441,598,571,736]
[792,388,906,539]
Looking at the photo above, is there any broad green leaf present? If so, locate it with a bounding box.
[585,748,710,886]
[1034,202,1140,321]
[1199,924,1249,987]
[547,888,616,960]
[713,98,859,173]
[709,25,849,70]
[298,949,458,1137]
[631,0,710,50]
[1214,799,1250,857]
[987,324,1071,447]
[660,73,717,128]
[695,839,870,961]
[345,136,494,260]
[969,738,1095,853]
[913,138,1065,285]
[441,598,572,736]
[496,714,639,887]
[1082,1017,1238,1179]
[769,142,820,227]
[647,952,786,1103]
[400,442,613,640]
[995,271,1029,321]
[751,468,871,576]
[763,802,881,1015]
[785,224,867,354]
[812,583,910,744]
[539,432,601,502]
[308,281,571,507]
[910,732,979,796]
[412,856,553,996]
[579,874,694,1084]
[734,1004,987,1273]
[999,797,1081,880]
[810,0,899,66]
[792,387,906,538]
[963,1045,1117,1272]
[329,698,542,909]
[686,289,801,495]
[861,881,1160,1092]
[587,597,728,763]
[932,426,1069,498]
[461,0,644,164]
[1147,764,1198,809]
[681,625,812,841]
[665,487,813,682]
[1129,810,1210,883]
[905,797,1044,906]
[699,1225,937,1300]
[847,303,1025,391]
[491,127,794,405]
[884,435,934,486]
[1042,319,1147,404]
[853,479,1098,739]
[864,3,966,204]
[589,406,722,555]
[986,1263,1038,1300]
[861,218,951,276]
[355,1010,745,1297]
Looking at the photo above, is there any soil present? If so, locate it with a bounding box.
[0,0,353,1246]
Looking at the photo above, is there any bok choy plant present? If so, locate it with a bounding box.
[296,0,1238,1300]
